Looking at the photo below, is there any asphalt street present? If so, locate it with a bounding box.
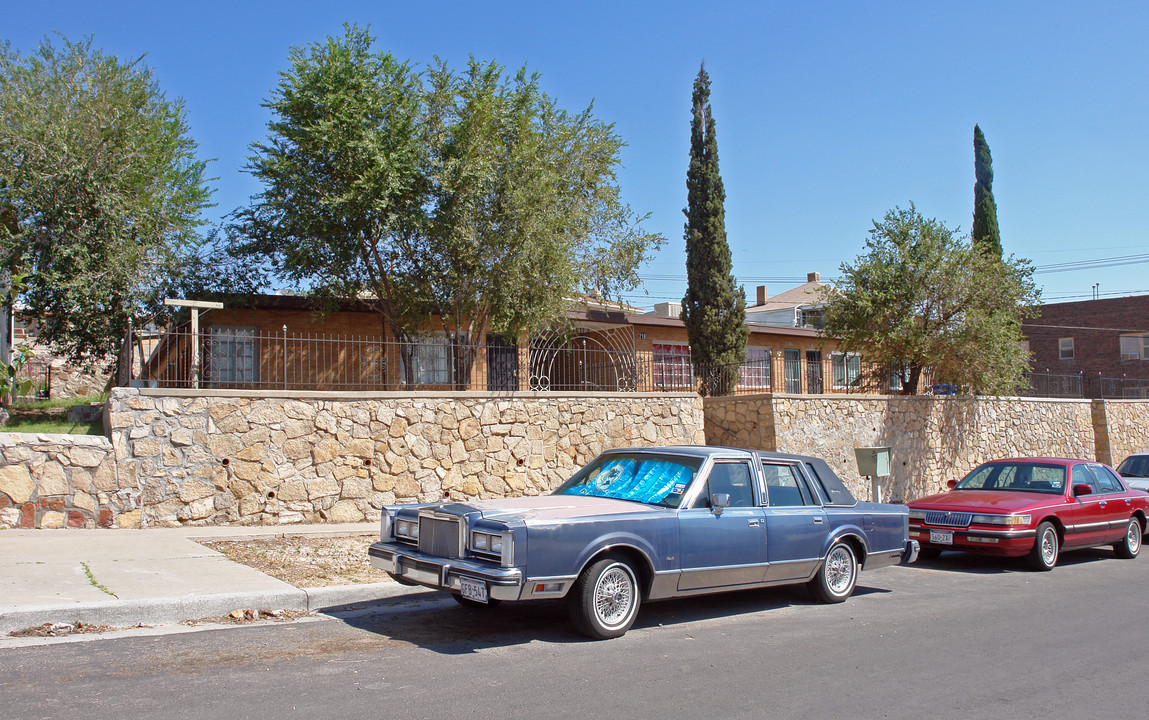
[3,547,1147,720]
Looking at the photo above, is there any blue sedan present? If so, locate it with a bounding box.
[368,446,919,639]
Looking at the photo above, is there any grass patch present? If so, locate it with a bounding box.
[81,562,117,597]
[2,419,104,435]
[16,393,108,411]
[3,395,106,435]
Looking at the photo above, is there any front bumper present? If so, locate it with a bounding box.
[368,541,525,601]
[909,523,1036,556]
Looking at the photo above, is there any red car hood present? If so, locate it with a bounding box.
[909,490,1064,513]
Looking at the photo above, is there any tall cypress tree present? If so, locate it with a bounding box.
[972,125,1002,259]
[680,64,747,396]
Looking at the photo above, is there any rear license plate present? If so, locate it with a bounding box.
[459,576,488,603]
[930,529,954,545]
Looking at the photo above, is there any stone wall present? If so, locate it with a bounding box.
[1094,400,1149,467]
[705,394,1098,502]
[0,434,125,529]
[105,388,705,528]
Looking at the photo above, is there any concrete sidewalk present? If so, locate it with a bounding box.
[0,523,428,634]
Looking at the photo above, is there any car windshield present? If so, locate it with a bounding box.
[954,462,1066,494]
[553,453,703,508]
[1117,455,1149,478]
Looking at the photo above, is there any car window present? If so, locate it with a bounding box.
[554,453,702,508]
[1072,464,1101,494]
[1117,455,1149,478]
[804,462,831,503]
[694,462,756,509]
[764,463,806,507]
[1091,465,1123,493]
[956,462,1065,494]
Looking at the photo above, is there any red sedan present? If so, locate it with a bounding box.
[908,457,1148,570]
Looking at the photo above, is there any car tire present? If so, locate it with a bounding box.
[451,593,502,609]
[809,541,857,604]
[1113,518,1142,559]
[568,556,641,640]
[1027,521,1059,571]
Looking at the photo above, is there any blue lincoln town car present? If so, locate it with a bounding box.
[368,446,919,639]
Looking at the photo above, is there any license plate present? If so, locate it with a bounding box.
[930,529,954,545]
[459,576,488,603]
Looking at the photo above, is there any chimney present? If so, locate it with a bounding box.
[807,272,820,283]
[756,285,767,305]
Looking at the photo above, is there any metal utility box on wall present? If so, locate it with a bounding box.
[854,447,890,478]
[854,447,891,503]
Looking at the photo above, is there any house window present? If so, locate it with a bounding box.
[783,349,802,393]
[652,343,692,390]
[831,352,861,389]
[1120,334,1149,361]
[797,308,824,330]
[207,326,257,384]
[401,335,453,385]
[739,348,771,389]
[1058,338,1074,360]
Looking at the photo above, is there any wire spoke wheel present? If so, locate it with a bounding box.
[569,557,641,639]
[825,545,855,595]
[593,565,635,628]
[809,541,857,603]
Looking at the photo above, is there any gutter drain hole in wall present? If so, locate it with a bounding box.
[221,458,230,467]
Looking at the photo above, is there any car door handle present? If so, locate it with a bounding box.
[1099,500,1107,508]
[748,520,760,527]
[813,517,824,524]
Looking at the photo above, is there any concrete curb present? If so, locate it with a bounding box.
[0,582,433,634]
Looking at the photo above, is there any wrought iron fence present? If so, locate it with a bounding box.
[133,328,966,397]
[1096,375,1149,399]
[11,357,51,400]
[1022,371,1084,399]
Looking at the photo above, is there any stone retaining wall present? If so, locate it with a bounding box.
[7,389,1149,529]
[106,389,705,528]
[705,394,1099,502]
[1094,400,1149,467]
[0,434,125,529]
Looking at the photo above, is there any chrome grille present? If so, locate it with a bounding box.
[925,511,973,528]
[419,515,463,559]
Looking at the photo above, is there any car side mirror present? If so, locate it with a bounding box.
[1073,483,1093,497]
[710,493,730,516]
[946,479,958,489]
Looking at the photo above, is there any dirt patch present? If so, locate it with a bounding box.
[198,534,393,588]
[9,621,119,637]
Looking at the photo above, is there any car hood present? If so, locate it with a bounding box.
[450,495,667,524]
[909,490,1063,513]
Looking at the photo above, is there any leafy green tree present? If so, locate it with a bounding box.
[235,25,662,388]
[422,58,660,385]
[680,64,747,396]
[233,25,430,362]
[821,204,1038,395]
[0,36,211,366]
[972,124,1002,259]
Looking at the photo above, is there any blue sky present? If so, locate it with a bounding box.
[7,1,1149,308]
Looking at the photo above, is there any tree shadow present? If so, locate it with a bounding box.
[323,582,890,655]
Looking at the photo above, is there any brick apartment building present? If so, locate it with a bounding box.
[1022,294,1149,397]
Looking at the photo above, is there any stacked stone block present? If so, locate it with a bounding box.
[107,389,706,528]
[705,394,1098,502]
[0,435,125,528]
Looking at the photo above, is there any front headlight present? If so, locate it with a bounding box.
[395,519,420,540]
[971,513,1031,526]
[471,531,504,554]
[908,510,926,520]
